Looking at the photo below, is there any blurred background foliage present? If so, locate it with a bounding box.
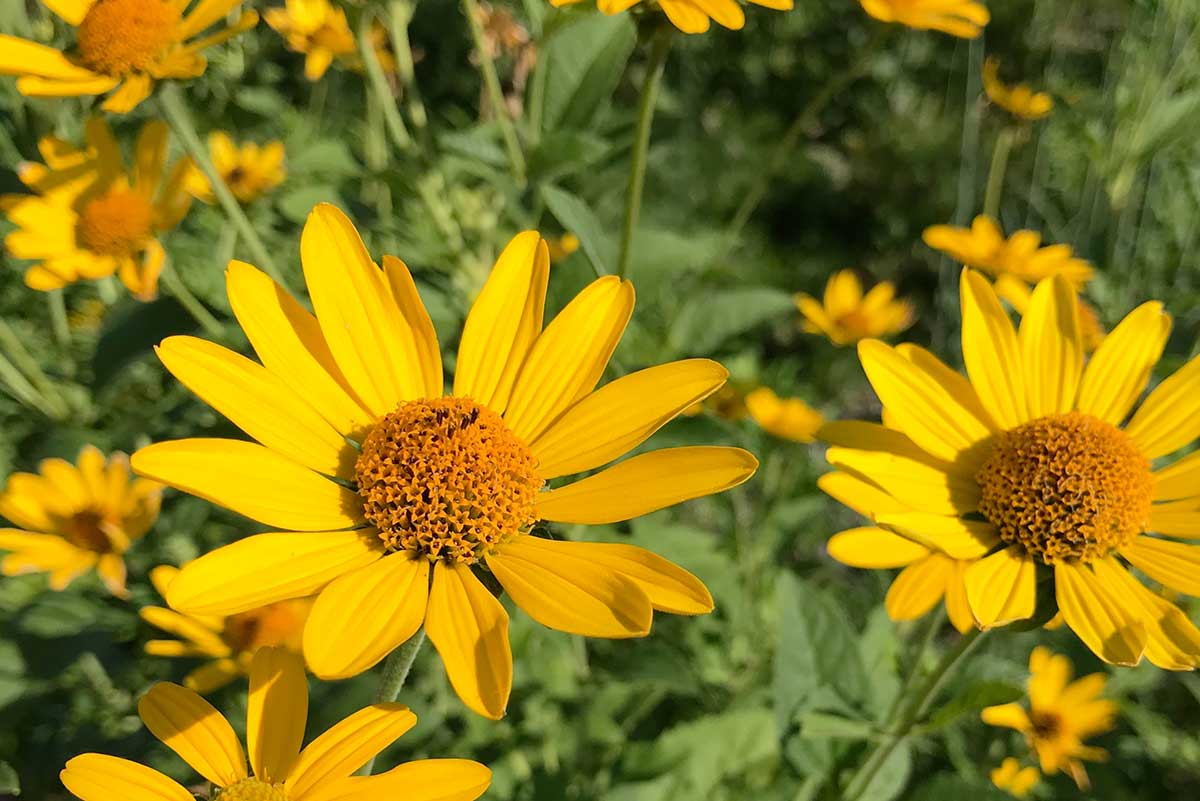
[2,0,1200,798]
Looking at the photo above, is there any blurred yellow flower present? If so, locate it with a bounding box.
[993,275,1105,352]
[0,0,256,113]
[132,204,756,719]
[61,647,492,801]
[683,384,749,419]
[265,0,357,80]
[187,132,287,205]
[991,758,1040,798]
[983,647,1116,789]
[859,0,989,38]
[2,119,194,301]
[745,387,823,442]
[796,269,914,346]
[983,57,1054,121]
[141,564,311,693]
[0,445,160,597]
[923,215,1094,287]
[547,233,580,264]
[550,0,794,36]
[825,269,1200,669]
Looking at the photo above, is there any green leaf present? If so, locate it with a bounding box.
[797,711,878,741]
[527,130,612,183]
[287,139,360,176]
[924,681,1023,732]
[92,297,199,389]
[541,12,636,132]
[19,593,99,638]
[541,184,615,275]
[907,775,1010,801]
[0,761,19,795]
[278,184,345,223]
[668,287,795,356]
[858,741,912,801]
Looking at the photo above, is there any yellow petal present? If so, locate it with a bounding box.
[504,276,635,441]
[535,446,757,524]
[1149,503,1200,537]
[886,554,950,621]
[964,546,1036,628]
[42,0,90,24]
[816,471,910,519]
[874,512,999,559]
[353,759,492,801]
[1018,275,1083,417]
[1153,450,1200,502]
[690,0,744,28]
[100,73,153,113]
[487,536,654,636]
[144,639,211,658]
[818,420,944,463]
[178,0,243,38]
[1091,557,1200,670]
[303,553,429,679]
[185,658,243,694]
[167,530,383,616]
[424,562,511,720]
[895,344,999,466]
[1077,301,1170,425]
[827,526,929,568]
[0,35,100,80]
[530,359,728,478]
[383,255,443,398]
[287,704,417,798]
[131,439,363,531]
[960,269,1026,427]
[944,560,975,633]
[0,476,55,531]
[60,754,195,801]
[1125,351,1200,459]
[452,233,549,413]
[156,336,355,478]
[980,702,1031,733]
[139,607,230,656]
[657,0,711,33]
[248,646,308,784]
[1055,561,1146,666]
[133,121,168,198]
[1120,536,1200,596]
[149,564,179,599]
[825,447,979,516]
[138,682,248,786]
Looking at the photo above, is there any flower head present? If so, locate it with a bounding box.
[549,0,794,36]
[796,269,914,346]
[132,203,757,719]
[991,757,1040,798]
[859,0,989,38]
[0,0,256,113]
[923,216,1094,288]
[142,564,311,693]
[265,0,358,80]
[60,647,491,801]
[983,647,1116,788]
[820,269,1200,669]
[745,387,823,442]
[0,445,160,597]
[3,118,194,300]
[983,57,1054,120]
[187,132,287,205]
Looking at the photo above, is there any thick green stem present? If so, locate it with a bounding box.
[158,83,285,285]
[616,26,673,280]
[48,290,70,348]
[841,629,987,801]
[461,0,526,185]
[358,630,426,775]
[358,8,414,154]
[983,127,1017,220]
[159,258,224,337]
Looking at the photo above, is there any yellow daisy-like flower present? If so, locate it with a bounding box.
[982,57,1054,121]
[0,0,257,113]
[186,132,287,205]
[61,647,492,801]
[983,647,1116,788]
[265,0,357,81]
[745,387,823,442]
[683,384,749,420]
[824,268,1200,668]
[549,0,794,36]
[3,118,194,301]
[131,203,757,719]
[859,0,989,38]
[796,269,914,346]
[0,445,160,597]
[923,215,1095,288]
[990,757,1040,798]
[142,564,312,693]
[547,233,580,264]
[993,274,1105,352]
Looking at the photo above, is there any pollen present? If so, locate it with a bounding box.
[356,397,543,564]
[976,412,1153,564]
[76,0,181,75]
[216,777,288,801]
[76,188,154,257]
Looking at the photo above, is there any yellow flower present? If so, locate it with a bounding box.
[141,564,312,693]
[60,647,492,801]
[745,387,823,442]
[549,0,794,36]
[265,0,358,81]
[131,203,757,719]
[0,0,256,113]
[0,445,160,597]
[990,757,1040,798]
[983,647,1116,789]
[683,385,750,420]
[3,118,194,301]
[983,57,1054,121]
[923,215,1094,288]
[187,132,287,205]
[859,0,989,38]
[993,275,1105,352]
[547,233,580,264]
[796,269,914,346]
[822,268,1200,669]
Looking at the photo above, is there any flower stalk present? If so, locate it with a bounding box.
[357,7,414,155]
[461,0,526,185]
[983,126,1017,220]
[358,630,427,775]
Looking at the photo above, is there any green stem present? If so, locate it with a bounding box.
[616,26,673,280]
[159,257,223,337]
[841,629,987,801]
[97,276,119,304]
[358,630,426,775]
[48,290,70,348]
[0,318,69,419]
[983,127,1016,220]
[357,8,414,154]
[388,0,429,134]
[461,0,526,185]
[157,82,285,285]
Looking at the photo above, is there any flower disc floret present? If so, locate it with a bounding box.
[976,411,1152,564]
[356,397,543,563]
[76,188,154,256]
[76,0,181,75]
[215,777,288,801]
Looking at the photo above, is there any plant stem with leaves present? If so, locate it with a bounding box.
[461,0,526,185]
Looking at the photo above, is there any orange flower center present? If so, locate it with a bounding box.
[76,0,181,75]
[976,411,1152,564]
[223,600,305,653]
[356,397,543,564]
[76,188,154,257]
[61,510,112,552]
[218,777,288,801]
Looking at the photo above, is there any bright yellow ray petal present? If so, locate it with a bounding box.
[658,0,711,33]
[133,121,168,198]
[178,0,242,38]
[138,683,248,786]
[885,554,950,621]
[964,546,1036,627]
[139,607,231,656]
[1120,536,1200,596]
[0,35,101,79]
[818,420,948,464]
[960,269,1026,427]
[350,759,492,801]
[145,639,212,658]
[1077,301,1170,425]
[1148,501,1200,537]
[1124,351,1200,459]
[1153,450,1200,502]
[1018,275,1082,417]
[980,703,1032,733]
[382,256,443,398]
[816,471,910,519]
[944,560,975,633]
[874,512,999,559]
[535,446,757,524]
[184,659,243,694]
[690,0,744,29]
[100,73,153,113]
[1055,561,1147,666]
[43,0,91,24]
[827,526,929,568]
[248,646,308,784]
[1090,558,1200,670]
[286,704,417,799]
[60,754,195,801]
[825,447,980,516]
